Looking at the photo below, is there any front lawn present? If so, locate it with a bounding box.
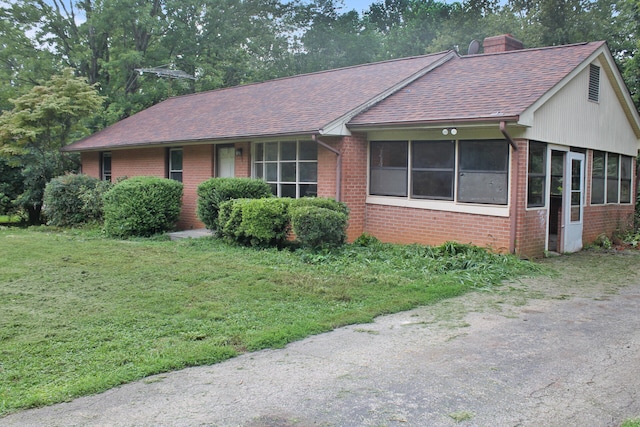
[0,227,542,416]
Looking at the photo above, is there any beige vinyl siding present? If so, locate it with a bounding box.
[524,59,638,156]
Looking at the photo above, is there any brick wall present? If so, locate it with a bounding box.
[112,147,166,179]
[338,133,368,241]
[317,140,338,199]
[364,204,512,251]
[234,142,251,177]
[179,144,214,229]
[81,152,100,178]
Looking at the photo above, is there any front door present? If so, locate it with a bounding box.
[217,146,235,178]
[562,152,585,253]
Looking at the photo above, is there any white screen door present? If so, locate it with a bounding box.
[562,152,584,253]
[217,146,235,178]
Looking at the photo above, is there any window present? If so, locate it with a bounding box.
[620,156,632,203]
[254,140,317,197]
[606,153,619,203]
[101,152,112,182]
[591,151,605,204]
[527,142,546,207]
[411,141,454,200]
[169,148,183,182]
[369,139,509,205]
[589,64,600,102]
[458,140,509,204]
[370,141,408,197]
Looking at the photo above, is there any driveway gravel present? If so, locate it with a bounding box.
[2,251,639,427]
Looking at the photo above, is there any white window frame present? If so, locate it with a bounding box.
[252,140,318,198]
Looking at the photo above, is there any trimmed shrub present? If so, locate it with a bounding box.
[43,174,112,227]
[219,197,290,247]
[103,176,183,238]
[291,205,348,249]
[290,197,349,216]
[196,178,273,230]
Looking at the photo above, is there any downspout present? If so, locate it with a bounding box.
[501,121,519,254]
[313,135,342,202]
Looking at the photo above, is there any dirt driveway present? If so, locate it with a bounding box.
[2,250,639,426]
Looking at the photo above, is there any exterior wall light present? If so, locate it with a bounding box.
[442,128,458,136]
[235,148,243,157]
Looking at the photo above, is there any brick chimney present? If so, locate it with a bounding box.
[483,34,524,53]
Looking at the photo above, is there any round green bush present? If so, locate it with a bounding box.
[43,174,112,227]
[103,176,183,238]
[290,205,348,249]
[196,178,272,230]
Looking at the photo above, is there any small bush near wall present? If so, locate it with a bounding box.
[196,178,273,231]
[103,176,183,238]
[218,198,290,247]
[290,197,349,216]
[290,205,347,249]
[43,174,112,227]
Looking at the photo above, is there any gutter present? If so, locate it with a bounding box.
[313,135,342,202]
[500,121,518,254]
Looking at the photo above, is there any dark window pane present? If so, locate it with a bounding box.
[607,154,619,178]
[265,142,278,161]
[170,149,182,170]
[255,143,264,161]
[592,151,605,176]
[607,179,619,203]
[280,141,297,161]
[299,162,317,182]
[280,184,296,198]
[412,171,453,199]
[255,163,264,179]
[371,141,407,168]
[299,184,317,197]
[299,141,317,160]
[170,172,183,182]
[269,183,277,195]
[528,142,546,175]
[528,177,545,207]
[266,163,277,181]
[459,140,508,171]
[591,178,604,204]
[280,162,296,182]
[412,141,454,169]
[621,156,632,179]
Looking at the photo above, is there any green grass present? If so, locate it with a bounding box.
[622,419,640,427]
[0,215,20,224]
[0,227,542,416]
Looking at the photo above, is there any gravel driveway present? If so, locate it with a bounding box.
[2,251,639,427]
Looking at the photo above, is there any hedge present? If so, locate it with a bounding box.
[43,174,112,227]
[103,176,183,238]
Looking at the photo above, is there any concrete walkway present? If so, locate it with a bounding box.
[1,253,639,426]
[167,229,213,240]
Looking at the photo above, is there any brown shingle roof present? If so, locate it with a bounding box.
[65,52,450,151]
[349,41,605,126]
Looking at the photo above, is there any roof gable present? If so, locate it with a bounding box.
[349,42,609,127]
[65,52,451,151]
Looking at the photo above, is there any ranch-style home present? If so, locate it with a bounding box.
[64,34,640,258]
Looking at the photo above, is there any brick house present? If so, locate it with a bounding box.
[64,35,640,258]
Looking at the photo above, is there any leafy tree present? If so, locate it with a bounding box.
[0,157,24,216]
[0,69,104,223]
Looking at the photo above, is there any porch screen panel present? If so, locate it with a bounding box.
[527,141,546,208]
[606,153,619,203]
[591,151,605,204]
[411,141,454,200]
[458,140,509,205]
[620,156,632,203]
[370,141,408,197]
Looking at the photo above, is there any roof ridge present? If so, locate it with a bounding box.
[463,41,603,58]
[163,51,453,101]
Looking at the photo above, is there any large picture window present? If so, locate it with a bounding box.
[254,140,317,197]
[527,142,546,208]
[369,139,509,205]
[593,152,632,205]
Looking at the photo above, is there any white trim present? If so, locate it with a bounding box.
[366,195,510,217]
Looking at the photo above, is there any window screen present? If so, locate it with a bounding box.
[458,140,509,204]
[527,141,546,207]
[606,153,619,203]
[370,141,408,197]
[620,156,632,204]
[411,141,454,200]
[591,151,605,204]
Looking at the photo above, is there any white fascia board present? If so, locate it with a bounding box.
[319,51,459,137]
